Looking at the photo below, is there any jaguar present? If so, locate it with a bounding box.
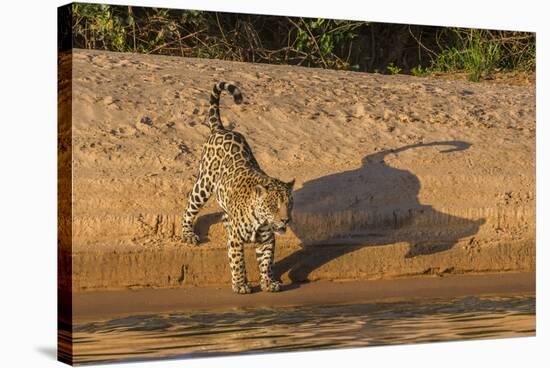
[181,81,294,294]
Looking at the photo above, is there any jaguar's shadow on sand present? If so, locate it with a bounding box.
[275,140,485,284]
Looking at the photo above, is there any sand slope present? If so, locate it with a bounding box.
[61,49,535,291]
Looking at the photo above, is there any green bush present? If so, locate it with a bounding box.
[430,29,501,81]
[73,3,127,51]
[410,65,426,77]
[386,62,402,75]
[67,3,535,81]
[428,29,534,81]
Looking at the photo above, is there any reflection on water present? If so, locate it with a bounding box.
[71,295,535,365]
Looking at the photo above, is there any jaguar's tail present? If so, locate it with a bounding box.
[207,81,243,132]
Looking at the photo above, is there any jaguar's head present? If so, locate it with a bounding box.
[254,179,295,235]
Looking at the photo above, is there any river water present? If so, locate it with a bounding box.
[70,294,535,365]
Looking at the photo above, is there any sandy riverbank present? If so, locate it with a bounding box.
[72,272,535,323]
[59,49,535,291]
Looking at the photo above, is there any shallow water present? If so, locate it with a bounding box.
[70,294,535,365]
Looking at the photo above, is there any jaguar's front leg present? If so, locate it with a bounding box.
[255,231,281,292]
[226,225,252,294]
[182,174,212,245]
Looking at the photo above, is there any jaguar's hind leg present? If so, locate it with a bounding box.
[182,175,212,245]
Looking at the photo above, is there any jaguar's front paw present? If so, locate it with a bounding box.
[260,279,281,292]
[182,230,200,246]
[232,283,252,294]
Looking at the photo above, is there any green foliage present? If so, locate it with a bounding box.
[70,3,370,70]
[73,3,127,51]
[410,65,426,77]
[430,29,502,81]
[69,3,535,81]
[72,4,189,54]
[386,62,402,75]
[292,18,366,69]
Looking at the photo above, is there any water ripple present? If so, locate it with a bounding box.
[69,294,535,365]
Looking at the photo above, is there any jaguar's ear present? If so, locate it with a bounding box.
[255,184,267,198]
[287,179,295,189]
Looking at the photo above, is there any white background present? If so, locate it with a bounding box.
[0,0,547,367]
